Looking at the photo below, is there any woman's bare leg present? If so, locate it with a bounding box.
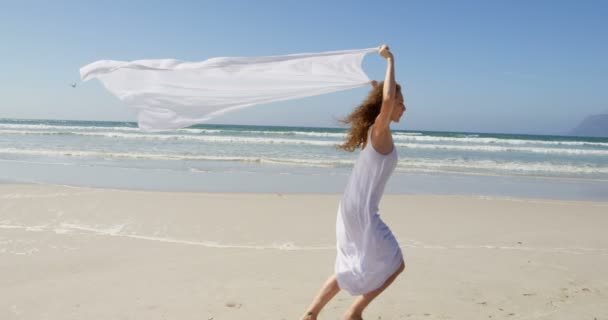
[301,275,341,320]
[343,260,405,320]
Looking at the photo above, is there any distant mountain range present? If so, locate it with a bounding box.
[570,114,608,138]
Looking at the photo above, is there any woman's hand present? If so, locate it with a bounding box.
[378,44,393,60]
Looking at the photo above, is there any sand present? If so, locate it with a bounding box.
[1,184,607,319]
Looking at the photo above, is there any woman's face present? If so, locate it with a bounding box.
[391,92,406,122]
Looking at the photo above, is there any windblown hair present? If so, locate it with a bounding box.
[336,81,401,152]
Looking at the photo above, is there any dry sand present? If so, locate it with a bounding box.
[1,184,607,319]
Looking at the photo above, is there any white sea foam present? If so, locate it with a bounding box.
[0,129,341,146]
[0,222,334,251]
[2,119,607,184]
[0,124,608,155]
[392,134,608,148]
[1,122,550,147]
[259,157,353,167]
[1,147,607,176]
[0,123,141,132]
[395,142,608,156]
[2,223,606,255]
[2,129,608,156]
[396,158,608,175]
[0,124,350,138]
[0,148,356,168]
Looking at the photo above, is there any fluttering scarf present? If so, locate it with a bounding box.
[80,47,378,130]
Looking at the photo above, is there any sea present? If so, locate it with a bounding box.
[1,118,607,201]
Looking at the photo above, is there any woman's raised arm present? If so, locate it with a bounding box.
[370,45,397,154]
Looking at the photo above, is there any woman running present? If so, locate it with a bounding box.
[302,44,406,320]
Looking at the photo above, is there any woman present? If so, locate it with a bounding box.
[302,45,406,320]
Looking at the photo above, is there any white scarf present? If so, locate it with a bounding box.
[80,47,377,130]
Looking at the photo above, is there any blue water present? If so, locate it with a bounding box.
[1,118,607,201]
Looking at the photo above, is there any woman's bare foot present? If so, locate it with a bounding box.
[342,311,363,320]
[301,311,317,320]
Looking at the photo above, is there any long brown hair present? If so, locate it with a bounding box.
[336,81,401,152]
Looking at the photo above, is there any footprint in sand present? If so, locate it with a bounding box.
[546,285,593,308]
[495,307,515,317]
[225,302,242,309]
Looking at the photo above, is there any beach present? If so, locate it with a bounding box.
[1,184,607,319]
[3,0,608,319]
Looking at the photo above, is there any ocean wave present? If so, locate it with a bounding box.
[0,123,351,138]
[0,122,344,137]
[1,147,606,176]
[391,134,608,148]
[2,129,606,156]
[0,148,354,168]
[395,143,608,156]
[0,130,608,156]
[2,124,607,149]
[0,129,339,146]
[396,158,608,175]
[0,124,224,135]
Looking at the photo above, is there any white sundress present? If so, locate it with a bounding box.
[335,125,403,296]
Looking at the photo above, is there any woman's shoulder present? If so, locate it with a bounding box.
[368,124,394,155]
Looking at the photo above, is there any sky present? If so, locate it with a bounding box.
[0,0,606,135]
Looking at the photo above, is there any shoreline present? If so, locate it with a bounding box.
[1,182,607,206]
[2,166,607,202]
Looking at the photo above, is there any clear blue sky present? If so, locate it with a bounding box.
[1,0,606,134]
